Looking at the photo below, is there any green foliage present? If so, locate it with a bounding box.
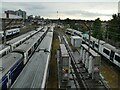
[92,18,102,39]
[108,14,120,42]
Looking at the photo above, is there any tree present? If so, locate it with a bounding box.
[92,18,102,39]
[108,14,120,43]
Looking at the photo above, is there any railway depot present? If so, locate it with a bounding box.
[1,4,120,89]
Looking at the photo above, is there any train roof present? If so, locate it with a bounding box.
[81,44,100,57]
[73,29,83,34]
[6,28,20,32]
[0,52,23,79]
[99,40,106,44]
[0,44,9,50]
[71,36,81,39]
[11,30,53,88]
[6,30,37,45]
[13,32,44,52]
[60,44,69,57]
[66,28,73,31]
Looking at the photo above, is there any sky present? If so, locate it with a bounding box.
[1,0,120,20]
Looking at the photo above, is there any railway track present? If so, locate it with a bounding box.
[62,35,110,90]
[57,30,87,89]
[55,27,120,90]
[56,29,110,90]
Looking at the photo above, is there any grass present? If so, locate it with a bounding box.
[46,30,60,89]
[56,26,120,90]
[100,60,120,90]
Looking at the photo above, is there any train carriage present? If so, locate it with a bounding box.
[99,43,120,67]
[0,52,23,90]
[11,26,53,89]
[0,26,44,58]
[67,28,120,68]
[6,30,37,51]
[0,45,10,57]
[0,26,49,90]
[13,32,45,64]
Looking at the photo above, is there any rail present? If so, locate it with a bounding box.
[60,35,88,90]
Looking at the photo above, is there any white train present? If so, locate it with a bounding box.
[1,26,49,90]
[0,28,20,38]
[0,27,44,58]
[83,34,120,68]
[65,28,120,68]
[11,28,53,89]
[65,28,83,37]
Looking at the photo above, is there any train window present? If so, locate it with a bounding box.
[28,49,32,56]
[38,39,41,43]
[2,51,6,57]
[95,44,99,48]
[16,43,19,47]
[9,49,10,52]
[90,41,92,44]
[34,43,36,48]
[86,39,89,42]
[92,41,95,47]
[103,48,110,55]
[115,55,120,63]
[13,46,16,49]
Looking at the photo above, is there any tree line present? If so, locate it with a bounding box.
[92,14,120,47]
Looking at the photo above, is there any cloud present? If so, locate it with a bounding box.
[2,2,46,15]
[1,2,118,20]
[1,0,120,2]
[64,10,112,17]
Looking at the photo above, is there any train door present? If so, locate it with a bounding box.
[92,41,95,48]
[110,50,115,61]
[7,72,11,88]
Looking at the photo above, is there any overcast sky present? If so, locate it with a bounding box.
[1,0,120,20]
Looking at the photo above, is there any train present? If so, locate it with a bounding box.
[11,26,53,88]
[0,28,20,38]
[0,26,49,90]
[0,26,44,58]
[57,43,71,88]
[65,28,120,68]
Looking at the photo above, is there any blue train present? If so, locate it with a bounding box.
[0,26,49,90]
